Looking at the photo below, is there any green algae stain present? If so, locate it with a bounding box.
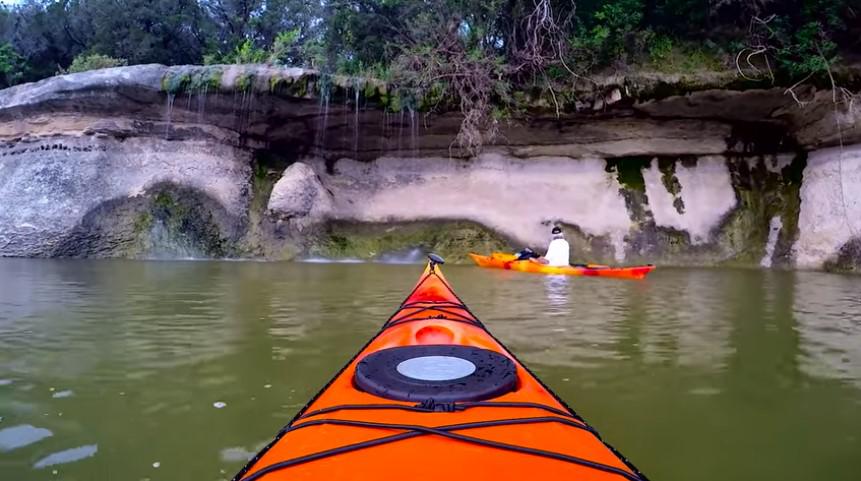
[657,158,685,214]
[773,153,806,266]
[311,221,512,263]
[161,73,192,94]
[235,73,254,92]
[145,185,231,258]
[133,211,153,234]
[605,157,651,193]
[161,67,224,94]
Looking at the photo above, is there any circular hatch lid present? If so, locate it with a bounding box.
[354,345,517,403]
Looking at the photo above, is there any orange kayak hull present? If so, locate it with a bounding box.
[469,253,655,280]
[236,262,646,481]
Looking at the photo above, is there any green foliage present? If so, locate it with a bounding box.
[726,0,853,83]
[775,22,839,79]
[74,0,208,66]
[648,35,674,64]
[0,0,855,133]
[62,53,127,74]
[215,39,268,64]
[204,29,307,66]
[0,0,855,84]
[572,0,644,66]
[202,53,221,66]
[268,29,301,65]
[0,43,26,87]
[647,35,723,73]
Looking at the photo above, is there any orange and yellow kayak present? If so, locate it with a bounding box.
[235,256,647,481]
[469,252,655,280]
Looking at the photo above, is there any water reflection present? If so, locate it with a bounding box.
[542,276,569,313]
[638,269,734,370]
[478,273,643,368]
[794,271,861,388]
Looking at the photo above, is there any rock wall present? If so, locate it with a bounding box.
[0,137,250,258]
[268,153,812,267]
[641,156,738,244]
[0,64,859,270]
[318,155,632,260]
[794,145,861,271]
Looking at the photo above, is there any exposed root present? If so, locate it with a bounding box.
[783,72,815,107]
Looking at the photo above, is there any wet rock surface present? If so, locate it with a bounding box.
[268,162,333,225]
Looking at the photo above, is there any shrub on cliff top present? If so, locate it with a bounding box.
[62,54,128,74]
[205,39,268,65]
[0,43,27,87]
[204,31,303,66]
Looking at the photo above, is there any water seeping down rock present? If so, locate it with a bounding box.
[0,63,860,271]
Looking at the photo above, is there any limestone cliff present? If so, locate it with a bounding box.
[0,64,858,271]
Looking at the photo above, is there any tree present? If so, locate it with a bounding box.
[80,0,210,65]
[200,0,321,66]
[3,0,85,82]
[0,42,27,87]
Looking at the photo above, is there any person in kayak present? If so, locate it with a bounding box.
[514,226,570,266]
[541,226,570,266]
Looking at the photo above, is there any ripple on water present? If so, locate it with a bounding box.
[794,272,861,388]
[688,387,722,396]
[33,444,98,469]
[52,389,74,399]
[0,424,53,451]
[220,446,255,462]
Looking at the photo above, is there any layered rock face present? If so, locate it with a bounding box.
[0,64,858,270]
[0,137,250,257]
[272,153,804,267]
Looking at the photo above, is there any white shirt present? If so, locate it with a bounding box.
[544,238,570,267]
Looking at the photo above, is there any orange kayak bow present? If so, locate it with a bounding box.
[469,252,655,280]
[235,256,647,481]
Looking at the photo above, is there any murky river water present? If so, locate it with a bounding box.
[0,259,859,480]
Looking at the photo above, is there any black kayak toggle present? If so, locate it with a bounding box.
[353,345,517,403]
[415,399,461,412]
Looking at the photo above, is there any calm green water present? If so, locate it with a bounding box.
[0,259,859,480]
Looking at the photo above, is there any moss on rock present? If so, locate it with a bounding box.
[557,223,617,264]
[51,182,239,259]
[605,157,651,193]
[161,66,225,94]
[657,157,685,214]
[235,73,254,92]
[309,220,513,263]
[238,152,302,260]
[710,155,806,267]
[614,154,808,268]
[144,185,234,257]
[823,237,861,273]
